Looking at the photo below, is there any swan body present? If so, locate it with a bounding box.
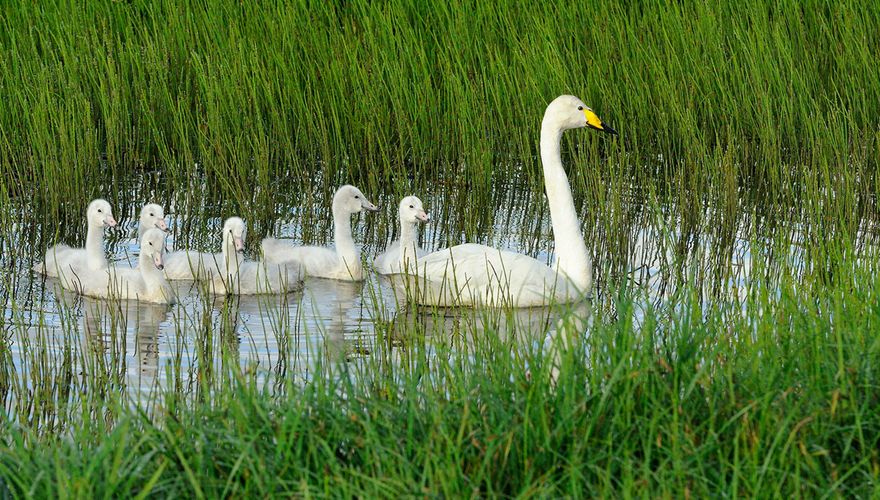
[161,210,218,280]
[36,199,118,279]
[207,217,304,295]
[401,95,616,307]
[262,185,379,281]
[164,250,219,280]
[58,228,175,304]
[374,196,430,275]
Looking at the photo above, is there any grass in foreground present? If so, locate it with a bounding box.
[1,274,878,497]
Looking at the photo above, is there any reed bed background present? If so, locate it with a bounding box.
[1,0,879,496]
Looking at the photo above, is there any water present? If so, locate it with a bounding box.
[3,170,873,408]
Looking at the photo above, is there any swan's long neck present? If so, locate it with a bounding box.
[222,236,241,277]
[398,219,419,271]
[139,252,165,291]
[333,205,360,272]
[540,120,592,293]
[85,221,107,271]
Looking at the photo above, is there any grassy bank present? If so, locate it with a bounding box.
[0,0,878,214]
[1,275,879,497]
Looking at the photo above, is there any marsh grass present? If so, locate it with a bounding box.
[1,0,880,496]
[0,1,877,218]
[1,274,879,496]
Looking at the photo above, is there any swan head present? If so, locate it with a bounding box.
[223,217,246,253]
[544,95,616,135]
[139,203,169,233]
[334,185,379,214]
[140,228,168,270]
[87,199,117,228]
[399,196,430,223]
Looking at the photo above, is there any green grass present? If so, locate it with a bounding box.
[0,1,878,214]
[1,0,880,496]
[1,275,879,497]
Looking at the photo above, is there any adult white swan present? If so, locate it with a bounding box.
[206,217,304,295]
[36,199,118,279]
[261,185,379,281]
[58,228,175,304]
[373,196,430,275]
[402,95,615,307]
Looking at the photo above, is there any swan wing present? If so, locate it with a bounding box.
[38,245,82,278]
[164,251,221,280]
[408,244,573,306]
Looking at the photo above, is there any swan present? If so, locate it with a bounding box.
[58,228,175,304]
[207,217,305,295]
[374,196,430,275]
[35,199,118,279]
[261,185,379,281]
[163,214,220,280]
[163,244,217,280]
[401,95,616,307]
[138,203,169,239]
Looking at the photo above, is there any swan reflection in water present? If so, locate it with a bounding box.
[69,291,172,393]
[203,278,365,380]
[382,273,592,380]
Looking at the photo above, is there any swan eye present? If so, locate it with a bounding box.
[409,205,414,209]
[354,195,360,199]
[150,213,154,217]
[97,209,102,213]
[577,106,584,111]
[148,242,153,246]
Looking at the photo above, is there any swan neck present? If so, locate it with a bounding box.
[222,235,241,276]
[85,221,107,270]
[139,252,164,286]
[398,220,419,270]
[399,219,417,247]
[333,206,359,267]
[540,120,592,293]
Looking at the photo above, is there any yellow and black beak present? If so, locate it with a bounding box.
[585,109,617,135]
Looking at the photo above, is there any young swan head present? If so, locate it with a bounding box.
[399,196,430,224]
[87,199,118,228]
[140,203,169,232]
[543,95,616,135]
[334,185,379,214]
[140,228,167,270]
[223,217,247,253]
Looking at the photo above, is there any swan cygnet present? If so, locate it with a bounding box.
[261,185,379,281]
[374,196,430,275]
[138,203,169,239]
[403,95,616,307]
[35,199,118,279]
[59,228,175,304]
[209,217,304,295]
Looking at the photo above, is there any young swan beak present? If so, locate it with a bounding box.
[235,236,245,252]
[153,251,164,270]
[361,198,380,212]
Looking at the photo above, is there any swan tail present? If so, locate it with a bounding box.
[36,244,72,277]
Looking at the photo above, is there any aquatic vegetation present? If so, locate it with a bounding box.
[0,0,879,496]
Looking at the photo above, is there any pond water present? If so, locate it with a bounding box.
[3,169,870,405]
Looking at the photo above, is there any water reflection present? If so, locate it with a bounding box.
[7,170,874,404]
